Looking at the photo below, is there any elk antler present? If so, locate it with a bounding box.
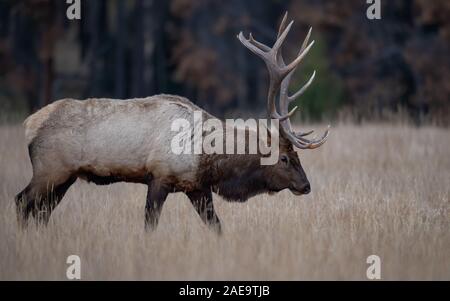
[237,12,330,149]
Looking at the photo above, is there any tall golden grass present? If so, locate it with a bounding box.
[0,123,448,280]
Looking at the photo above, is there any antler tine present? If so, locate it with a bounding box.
[277,12,289,39]
[296,130,314,137]
[275,36,316,125]
[286,126,330,149]
[278,27,314,137]
[303,125,331,149]
[273,24,329,149]
[237,13,330,150]
[288,70,316,102]
[238,18,301,79]
[283,28,314,105]
[300,27,312,53]
[248,33,271,52]
[238,19,300,120]
[237,32,267,60]
[281,27,313,85]
[281,128,313,149]
[282,40,314,76]
[247,11,289,54]
[286,27,312,80]
[271,21,294,57]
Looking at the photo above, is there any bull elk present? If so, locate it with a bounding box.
[15,13,329,234]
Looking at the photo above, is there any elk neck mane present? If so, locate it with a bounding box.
[196,152,271,202]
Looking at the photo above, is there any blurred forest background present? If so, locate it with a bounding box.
[0,0,449,125]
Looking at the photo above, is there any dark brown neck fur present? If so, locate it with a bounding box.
[198,153,270,202]
[196,122,295,202]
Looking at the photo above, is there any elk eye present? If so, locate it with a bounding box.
[280,155,289,165]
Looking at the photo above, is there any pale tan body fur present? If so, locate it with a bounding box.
[24,95,208,193]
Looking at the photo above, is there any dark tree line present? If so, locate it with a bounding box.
[0,0,449,125]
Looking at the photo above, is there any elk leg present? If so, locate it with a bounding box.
[144,180,169,231]
[186,189,222,235]
[35,176,77,225]
[15,176,77,227]
[15,184,36,228]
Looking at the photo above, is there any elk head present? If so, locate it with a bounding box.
[238,12,330,196]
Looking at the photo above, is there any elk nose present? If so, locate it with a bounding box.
[300,183,311,194]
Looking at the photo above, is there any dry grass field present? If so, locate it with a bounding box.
[0,123,448,280]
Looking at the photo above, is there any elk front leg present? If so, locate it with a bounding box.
[145,180,169,231]
[187,189,222,235]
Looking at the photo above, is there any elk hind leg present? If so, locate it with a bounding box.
[15,175,76,227]
[15,184,36,228]
[36,176,77,225]
[187,189,222,235]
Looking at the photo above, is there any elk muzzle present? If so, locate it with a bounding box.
[291,182,311,195]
